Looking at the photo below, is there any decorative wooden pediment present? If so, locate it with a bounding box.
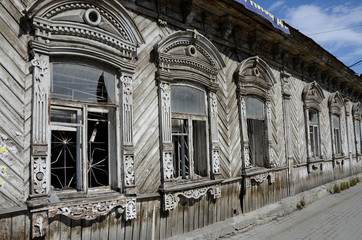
[28,0,143,59]
[155,29,225,90]
[329,91,344,114]
[303,81,325,111]
[353,102,362,119]
[235,56,277,98]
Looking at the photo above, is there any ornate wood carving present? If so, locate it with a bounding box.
[329,92,344,115]
[125,198,137,220]
[210,92,220,175]
[163,184,221,211]
[124,155,135,186]
[303,81,325,112]
[163,151,173,180]
[31,58,49,145]
[30,1,143,58]
[246,172,275,188]
[32,211,48,238]
[160,82,172,143]
[32,157,47,195]
[235,56,277,169]
[121,75,134,146]
[31,56,50,196]
[48,197,137,221]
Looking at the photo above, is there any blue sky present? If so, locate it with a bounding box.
[236,0,362,76]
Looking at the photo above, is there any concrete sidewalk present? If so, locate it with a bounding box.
[169,174,362,240]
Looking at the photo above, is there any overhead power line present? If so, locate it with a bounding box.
[349,60,362,68]
[307,24,362,36]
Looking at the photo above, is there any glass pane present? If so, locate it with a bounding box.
[193,120,207,177]
[87,112,109,188]
[309,109,318,124]
[51,109,77,123]
[248,119,266,167]
[172,119,188,134]
[332,115,340,128]
[52,63,116,103]
[51,130,78,191]
[171,85,206,115]
[314,126,319,157]
[246,97,265,119]
[309,126,315,156]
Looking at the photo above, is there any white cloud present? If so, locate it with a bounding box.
[284,3,362,72]
[268,1,285,12]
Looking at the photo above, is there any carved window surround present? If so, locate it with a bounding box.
[28,0,142,211]
[155,30,225,188]
[352,102,362,160]
[235,56,277,170]
[328,92,345,166]
[303,81,325,171]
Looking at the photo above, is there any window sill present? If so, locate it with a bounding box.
[27,191,137,221]
[242,166,288,177]
[160,178,223,193]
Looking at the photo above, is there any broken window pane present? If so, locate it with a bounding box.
[87,112,109,188]
[52,63,116,103]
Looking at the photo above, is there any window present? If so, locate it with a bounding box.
[171,85,208,180]
[332,114,342,155]
[355,120,361,154]
[50,61,118,191]
[309,109,320,157]
[245,97,267,167]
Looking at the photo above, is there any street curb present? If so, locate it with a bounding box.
[169,173,362,240]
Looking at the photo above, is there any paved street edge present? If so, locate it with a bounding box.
[169,173,362,240]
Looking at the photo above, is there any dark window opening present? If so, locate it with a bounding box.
[309,109,320,157]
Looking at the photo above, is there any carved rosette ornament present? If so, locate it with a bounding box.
[163,185,222,211]
[124,155,135,186]
[33,157,47,195]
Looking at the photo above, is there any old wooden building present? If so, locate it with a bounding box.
[1,0,362,239]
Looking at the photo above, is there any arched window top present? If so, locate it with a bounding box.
[27,0,144,63]
[303,81,325,111]
[353,102,362,119]
[235,56,277,99]
[155,30,225,91]
[329,91,344,114]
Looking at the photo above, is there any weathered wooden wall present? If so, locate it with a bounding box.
[0,0,31,211]
[0,0,362,239]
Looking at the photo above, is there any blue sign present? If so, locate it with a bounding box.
[239,0,290,34]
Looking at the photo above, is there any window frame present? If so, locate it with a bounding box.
[245,96,268,168]
[308,108,321,158]
[332,114,342,156]
[170,84,210,181]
